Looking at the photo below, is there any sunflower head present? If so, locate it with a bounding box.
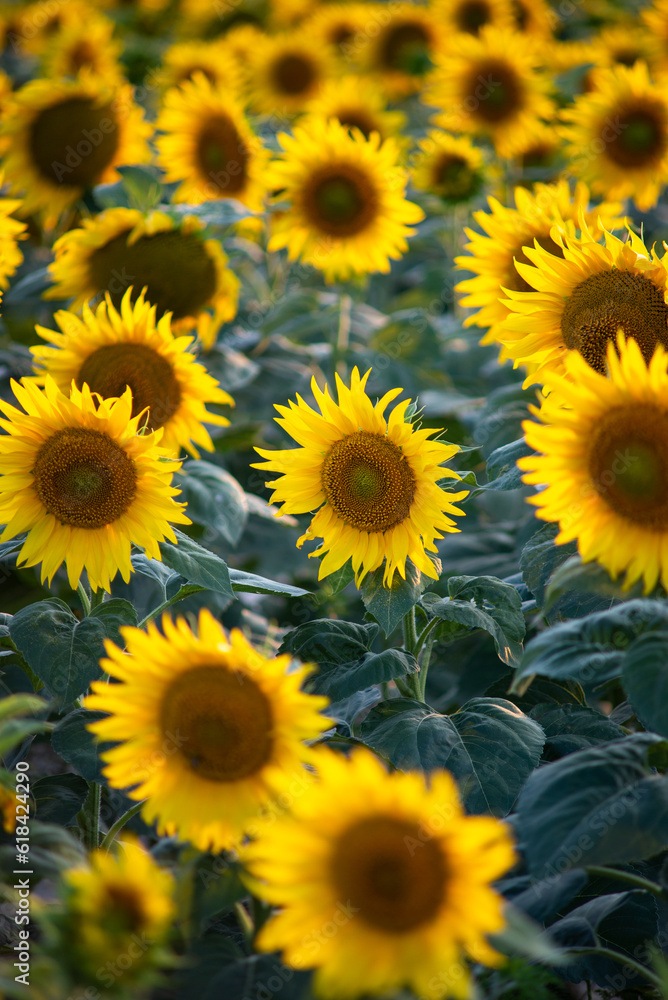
[559,60,668,212]
[0,376,190,592]
[154,39,244,95]
[32,287,234,459]
[0,71,152,224]
[301,74,407,144]
[411,130,487,204]
[266,117,423,282]
[430,0,513,36]
[84,609,332,852]
[253,367,468,586]
[248,31,335,114]
[40,13,123,81]
[520,335,668,594]
[358,4,444,96]
[242,746,516,1000]
[45,207,240,350]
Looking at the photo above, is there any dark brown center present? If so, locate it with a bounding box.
[455,0,492,33]
[28,97,120,188]
[103,884,147,935]
[464,59,523,123]
[160,665,274,782]
[271,53,316,95]
[88,229,218,321]
[604,101,666,167]
[330,815,447,933]
[431,153,479,201]
[33,427,137,529]
[335,110,378,140]
[561,270,668,373]
[379,22,431,75]
[77,343,182,429]
[195,113,249,194]
[302,164,378,237]
[321,430,416,532]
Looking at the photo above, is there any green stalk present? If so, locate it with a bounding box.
[402,606,419,655]
[78,781,101,850]
[138,589,202,630]
[584,865,665,898]
[564,947,663,990]
[77,581,91,618]
[101,800,146,850]
[89,589,105,611]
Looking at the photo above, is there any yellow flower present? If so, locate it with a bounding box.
[0,71,151,225]
[0,181,27,290]
[429,0,513,36]
[424,26,555,158]
[0,377,190,592]
[641,0,668,70]
[500,226,668,385]
[39,12,123,81]
[32,288,234,459]
[559,61,668,212]
[155,71,270,211]
[357,3,446,97]
[411,130,487,204]
[84,609,332,852]
[266,117,423,282]
[242,747,516,1000]
[586,23,655,71]
[301,4,372,61]
[11,0,92,57]
[153,39,244,96]
[508,0,557,37]
[253,367,468,587]
[60,835,174,984]
[520,336,668,593]
[455,180,624,348]
[0,784,17,833]
[45,207,240,350]
[301,74,407,144]
[247,31,336,115]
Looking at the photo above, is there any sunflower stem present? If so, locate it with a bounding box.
[101,800,146,850]
[584,866,666,897]
[78,781,101,850]
[234,901,255,948]
[90,589,105,611]
[563,947,663,990]
[402,606,419,655]
[417,630,436,702]
[77,581,91,618]
[138,591,195,630]
[332,291,351,381]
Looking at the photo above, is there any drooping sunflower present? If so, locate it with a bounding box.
[242,747,516,1000]
[53,836,175,987]
[411,131,487,205]
[154,39,244,96]
[32,288,234,459]
[84,609,332,852]
[559,61,668,212]
[155,72,270,211]
[253,367,468,586]
[45,208,240,350]
[247,31,335,115]
[357,4,446,97]
[266,117,423,282]
[301,74,407,144]
[455,180,624,347]
[40,13,123,81]
[424,26,555,158]
[0,378,190,591]
[0,184,27,290]
[0,71,152,224]
[500,226,668,385]
[429,0,512,36]
[519,336,668,594]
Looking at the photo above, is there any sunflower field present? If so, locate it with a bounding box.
[4,0,668,998]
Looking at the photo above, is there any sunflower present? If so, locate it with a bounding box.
[508,0,557,37]
[513,122,563,180]
[0,183,27,290]
[301,74,407,144]
[45,208,240,350]
[55,836,174,986]
[411,131,487,205]
[0,378,190,592]
[424,26,555,158]
[0,783,17,833]
[559,61,668,212]
[429,0,513,36]
[155,72,270,211]
[32,288,234,459]
[266,117,423,282]
[253,367,468,587]
[12,0,92,57]
[40,13,123,81]
[357,4,446,97]
[519,336,668,594]
[247,31,335,115]
[455,180,624,347]
[500,226,668,385]
[0,71,151,224]
[301,4,371,61]
[242,747,516,1000]
[587,24,655,72]
[641,0,668,69]
[84,609,332,852]
[154,39,244,96]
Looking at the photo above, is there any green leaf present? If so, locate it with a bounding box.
[116,164,163,210]
[512,599,668,692]
[529,703,626,758]
[166,200,251,227]
[196,955,310,1000]
[515,734,668,877]
[484,437,534,491]
[9,599,138,706]
[279,619,414,699]
[360,696,544,816]
[0,820,85,880]
[621,632,668,737]
[520,522,576,607]
[51,709,111,783]
[159,529,234,600]
[228,569,309,597]
[0,693,47,721]
[544,554,645,614]
[320,559,355,596]
[32,773,89,825]
[4,267,52,303]
[422,575,525,664]
[0,718,52,757]
[359,561,426,637]
[489,904,568,965]
[173,461,248,546]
